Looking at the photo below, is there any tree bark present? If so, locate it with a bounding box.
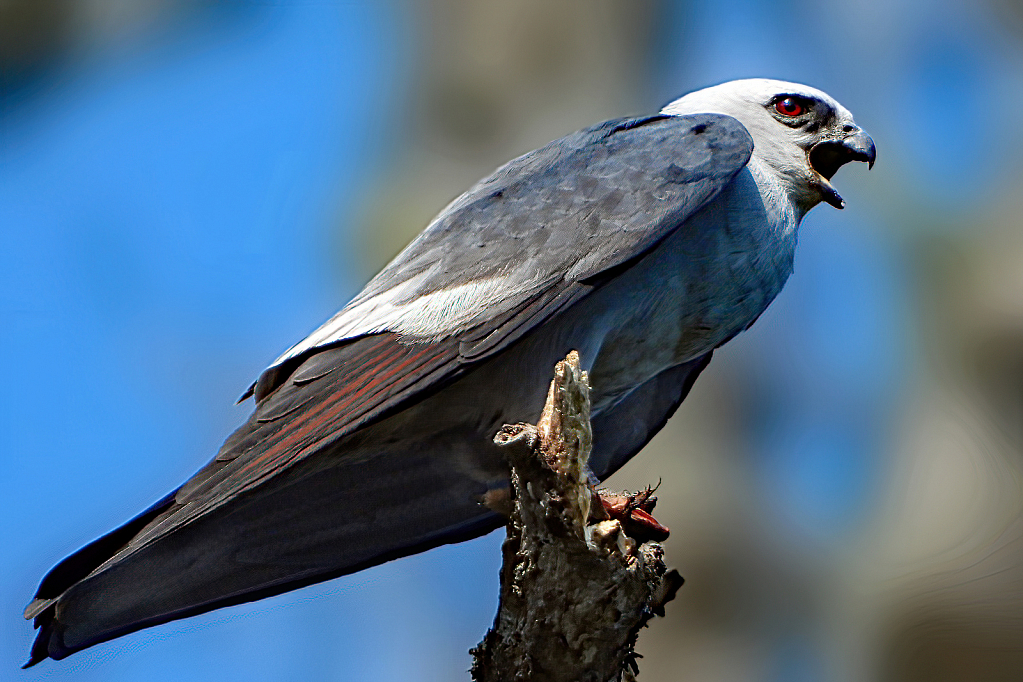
[470,351,683,682]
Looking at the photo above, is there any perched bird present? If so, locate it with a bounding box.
[24,78,874,665]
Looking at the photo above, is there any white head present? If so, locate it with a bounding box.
[662,78,874,212]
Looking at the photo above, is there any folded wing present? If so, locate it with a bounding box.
[26,113,752,665]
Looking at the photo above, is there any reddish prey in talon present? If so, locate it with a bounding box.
[590,486,670,542]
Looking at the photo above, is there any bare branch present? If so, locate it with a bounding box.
[471,351,683,682]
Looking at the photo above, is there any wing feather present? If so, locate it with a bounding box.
[268,113,753,367]
[29,113,753,611]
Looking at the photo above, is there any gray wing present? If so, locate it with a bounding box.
[171,113,752,541]
[111,112,754,551]
[25,113,752,664]
[258,113,753,383]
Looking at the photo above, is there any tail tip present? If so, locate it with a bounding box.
[23,636,51,669]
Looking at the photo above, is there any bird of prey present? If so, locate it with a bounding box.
[24,78,874,665]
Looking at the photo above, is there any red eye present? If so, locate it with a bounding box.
[775,97,804,117]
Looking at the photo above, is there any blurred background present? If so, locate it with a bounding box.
[2,0,1022,680]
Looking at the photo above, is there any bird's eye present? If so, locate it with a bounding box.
[774,97,805,117]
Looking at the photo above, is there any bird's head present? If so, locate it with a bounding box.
[662,78,875,212]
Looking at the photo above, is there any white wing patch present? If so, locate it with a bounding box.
[269,275,511,367]
[382,277,511,336]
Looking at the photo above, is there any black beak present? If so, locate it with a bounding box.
[808,127,876,209]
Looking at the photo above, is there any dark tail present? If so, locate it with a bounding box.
[23,490,179,667]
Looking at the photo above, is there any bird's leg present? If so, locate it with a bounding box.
[589,483,670,542]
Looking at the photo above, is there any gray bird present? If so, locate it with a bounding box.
[24,78,874,665]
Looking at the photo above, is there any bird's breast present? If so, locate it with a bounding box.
[582,165,798,413]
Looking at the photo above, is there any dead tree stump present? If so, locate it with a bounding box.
[470,351,683,682]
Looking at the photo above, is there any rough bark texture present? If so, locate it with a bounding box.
[471,351,684,682]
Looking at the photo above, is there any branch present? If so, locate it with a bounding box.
[471,351,683,682]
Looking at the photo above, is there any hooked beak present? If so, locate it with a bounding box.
[808,128,876,209]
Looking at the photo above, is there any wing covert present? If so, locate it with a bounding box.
[270,113,753,368]
[107,113,752,563]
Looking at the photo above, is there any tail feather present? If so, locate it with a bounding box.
[23,489,179,667]
[26,513,501,666]
[23,434,504,665]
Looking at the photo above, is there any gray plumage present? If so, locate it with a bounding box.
[24,78,874,666]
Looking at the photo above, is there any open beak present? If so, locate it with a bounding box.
[808,128,876,209]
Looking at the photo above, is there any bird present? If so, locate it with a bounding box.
[24,78,874,666]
